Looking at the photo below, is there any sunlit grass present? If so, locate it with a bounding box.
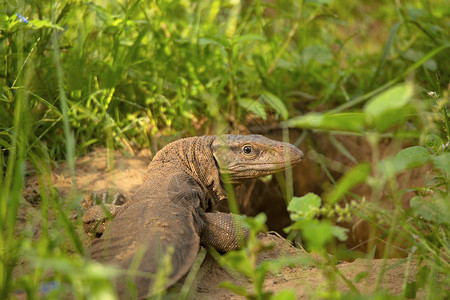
[0,0,448,298]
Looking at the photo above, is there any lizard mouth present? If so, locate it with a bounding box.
[222,148,304,182]
[212,135,304,182]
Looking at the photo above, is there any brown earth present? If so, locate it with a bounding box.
[20,141,427,298]
[196,233,422,299]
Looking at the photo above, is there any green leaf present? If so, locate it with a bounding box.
[198,35,230,48]
[380,146,431,178]
[0,13,9,30]
[219,251,253,278]
[302,220,334,251]
[271,289,296,300]
[284,112,365,132]
[243,213,267,233]
[283,220,305,233]
[353,271,369,283]
[404,281,417,299]
[364,83,413,117]
[393,146,431,169]
[364,83,414,132]
[287,193,321,221]
[432,153,450,175]
[324,163,371,205]
[218,281,249,297]
[331,225,348,241]
[238,98,267,120]
[410,196,450,225]
[416,266,430,289]
[30,19,64,30]
[233,34,266,44]
[424,134,444,153]
[261,91,288,120]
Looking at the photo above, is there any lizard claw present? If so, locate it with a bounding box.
[88,190,127,206]
[100,190,108,204]
[82,190,128,237]
[112,193,127,206]
[85,191,107,208]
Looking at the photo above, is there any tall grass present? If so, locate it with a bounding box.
[0,0,448,298]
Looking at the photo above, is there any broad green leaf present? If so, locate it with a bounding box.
[324,163,371,205]
[410,196,450,225]
[302,220,334,251]
[364,83,413,117]
[237,98,267,120]
[432,153,450,175]
[331,225,349,241]
[424,134,444,153]
[393,146,431,169]
[243,213,267,233]
[283,220,305,233]
[364,83,414,132]
[261,91,288,120]
[288,193,321,221]
[284,112,365,132]
[219,251,253,278]
[380,146,431,178]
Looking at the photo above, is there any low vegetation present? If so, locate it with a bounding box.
[0,0,448,299]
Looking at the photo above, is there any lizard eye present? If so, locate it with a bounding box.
[242,145,253,155]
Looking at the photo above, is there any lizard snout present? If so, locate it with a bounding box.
[286,143,304,166]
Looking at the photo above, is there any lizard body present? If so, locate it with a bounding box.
[86,135,303,298]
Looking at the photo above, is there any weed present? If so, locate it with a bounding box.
[0,0,448,299]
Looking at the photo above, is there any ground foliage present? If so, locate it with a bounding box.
[0,0,449,299]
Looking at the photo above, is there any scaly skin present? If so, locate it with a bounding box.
[85,135,303,299]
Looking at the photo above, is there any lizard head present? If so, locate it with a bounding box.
[211,134,304,183]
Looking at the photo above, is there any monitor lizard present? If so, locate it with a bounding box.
[83,134,304,298]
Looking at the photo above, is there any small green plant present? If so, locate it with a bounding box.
[285,83,449,298]
[213,213,310,300]
[0,0,448,298]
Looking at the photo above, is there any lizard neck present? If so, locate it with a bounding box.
[187,136,227,209]
[146,136,227,210]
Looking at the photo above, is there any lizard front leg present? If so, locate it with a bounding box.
[82,192,127,237]
[200,212,249,252]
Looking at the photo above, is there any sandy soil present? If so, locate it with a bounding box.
[192,232,422,299]
[21,147,425,299]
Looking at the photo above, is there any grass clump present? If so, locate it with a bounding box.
[0,0,449,299]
